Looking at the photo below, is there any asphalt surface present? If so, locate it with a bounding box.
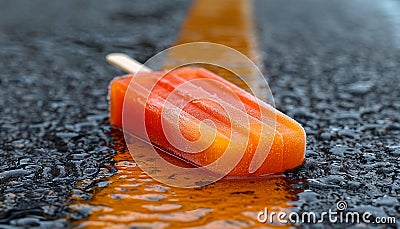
[0,0,399,228]
[255,0,400,227]
[0,0,191,228]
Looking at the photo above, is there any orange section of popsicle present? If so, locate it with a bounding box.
[109,67,305,176]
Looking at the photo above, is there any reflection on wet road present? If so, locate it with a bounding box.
[72,130,300,228]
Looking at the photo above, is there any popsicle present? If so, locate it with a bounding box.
[108,56,306,177]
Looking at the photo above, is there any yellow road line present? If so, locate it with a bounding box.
[174,0,260,61]
[164,0,263,94]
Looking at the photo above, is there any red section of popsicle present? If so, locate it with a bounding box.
[109,67,306,176]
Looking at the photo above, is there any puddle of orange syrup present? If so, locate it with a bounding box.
[71,0,302,228]
[71,130,299,228]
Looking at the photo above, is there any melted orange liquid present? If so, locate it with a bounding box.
[71,130,300,228]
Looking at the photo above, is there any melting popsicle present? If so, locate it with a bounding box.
[108,57,306,177]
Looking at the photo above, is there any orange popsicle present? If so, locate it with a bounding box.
[109,67,306,176]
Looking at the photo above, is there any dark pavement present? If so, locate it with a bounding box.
[255,0,400,227]
[0,0,399,228]
[0,0,191,227]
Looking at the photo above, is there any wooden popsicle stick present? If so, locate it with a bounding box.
[106,53,152,73]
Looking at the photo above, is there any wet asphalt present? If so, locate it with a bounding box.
[255,0,399,228]
[0,0,399,228]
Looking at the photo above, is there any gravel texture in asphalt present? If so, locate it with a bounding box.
[0,0,191,227]
[0,0,399,228]
[255,0,399,227]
